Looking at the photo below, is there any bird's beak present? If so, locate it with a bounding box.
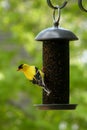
[17,68,20,71]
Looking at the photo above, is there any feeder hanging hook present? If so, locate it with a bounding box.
[78,0,87,12]
[53,6,61,27]
[47,0,68,10]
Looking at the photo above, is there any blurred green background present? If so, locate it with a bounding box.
[0,0,87,130]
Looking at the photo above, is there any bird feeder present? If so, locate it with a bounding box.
[35,1,78,110]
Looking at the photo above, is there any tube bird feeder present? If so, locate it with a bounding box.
[35,3,78,110]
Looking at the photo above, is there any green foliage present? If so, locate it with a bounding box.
[0,0,87,130]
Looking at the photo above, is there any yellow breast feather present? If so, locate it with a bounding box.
[23,66,36,80]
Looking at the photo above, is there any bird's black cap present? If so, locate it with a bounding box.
[17,64,23,71]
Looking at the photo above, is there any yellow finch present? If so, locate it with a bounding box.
[17,64,50,95]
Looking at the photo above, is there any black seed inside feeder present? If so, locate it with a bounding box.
[35,3,78,110]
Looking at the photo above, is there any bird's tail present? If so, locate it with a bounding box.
[43,87,51,96]
[41,81,51,96]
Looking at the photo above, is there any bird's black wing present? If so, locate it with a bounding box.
[34,67,41,79]
[32,67,44,87]
[32,67,50,95]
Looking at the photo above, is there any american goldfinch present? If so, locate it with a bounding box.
[17,64,51,95]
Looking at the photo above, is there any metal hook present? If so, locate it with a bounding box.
[47,0,68,10]
[53,6,61,27]
[78,0,87,12]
